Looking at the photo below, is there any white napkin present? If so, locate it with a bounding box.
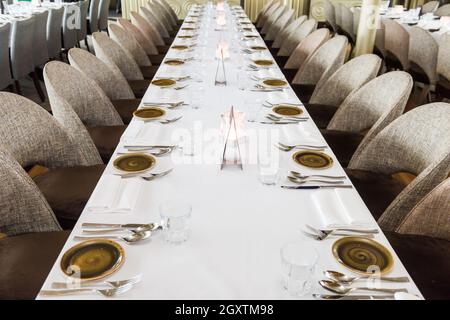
[279,123,321,145]
[86,175,142,213]
[121,124,177,146]
[311,189,374,228]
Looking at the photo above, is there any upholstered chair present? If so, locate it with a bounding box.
[62,5,78,53]
[352,7,360,37]
[421,1,439,14]
[334,3,342,30]
[255,0,274,28]
[346,103,450,227]
[291,35,348,102]
[271,16,307,55]
[323,0,337,33]
[265,8,294,46]
[436,33,450,100]
[283,28,331,81]
[384,178,450,300]
[256,1,280,30]
[140,5,171,43]
[383,20,410,70]
[0,92,105,229]
[46,6,65,60]
[44,61,127,163]
[434,3,450,16]
[158,0,183,26]
[92,32,158,81]
[77,0,90,51]
[305,54,382,127]
[148,0,175,35]
[276,19,317,66]
[0,24,13,91]
[87,0,100,34]
[130,11,166,50]
[32,11,50,69]
[339,4,355,43]
[321,71,413,167]
[260,4,286,37]
[68,48,144,117]
[153,0,178,31]
[98,0,110,32]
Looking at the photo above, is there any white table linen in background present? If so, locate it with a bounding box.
[38,4,423,300]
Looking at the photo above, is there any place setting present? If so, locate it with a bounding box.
[132,106,183,125]
[260,104,308,124]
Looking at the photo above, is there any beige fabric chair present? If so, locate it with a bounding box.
[157,0,179,27]
[0,148,61,236]
[383,19,410,70]
[260,4,286,35]
[271,16,307,50]
[277,19,317,57]
[348,102,450,230]
[340,5,355,43]
[153,0,177,30]
[353,7,361,37]
[255,0,275,26]
[434,3,450,16]
[149,0,174,33]
[141,5,170,40]
[421,1,439,14]
[408,26,438,85]
[334,3,342,28]
[131,11,165,47]
[265,8,294,42]
[118,18,159,56]
[257,1,280,29]
[436,33,450,99]
[323,0,337,32]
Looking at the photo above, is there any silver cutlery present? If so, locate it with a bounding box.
[115,168,173,180]
[266,115,305,123]
[82,224,162,234]
[306,224,379,235]
[82,222,160,230]
[40,285,133,297]
[117,148,172,156]
[313,294,395,300]
[264,100,302,107]
[268,114,307,122]
[301,230,374,241]
[289,171,343,179]
[323,270,410,284]
[74,230,152,243]
[277,145,324,152]
[288,176,343,185]
[282,185,353,190]
[260,120,307,124]
[51,276,142,289]
[155,76,191,82]
[123,145,177,150]
[319,279,408,294]
[143,101,186,108]
[251,88,284,92]
[159,116,183,124]
[161,84,189,90]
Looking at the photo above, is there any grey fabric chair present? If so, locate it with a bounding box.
[347,102,450,229]
[260,4,286,36]
[47,6,64,60]
[271,16,307,52]
[353,7,360,37]
[149,0,174,34]
[44,60,125,164]
[118,17,159,56]
[32,11,49,68]
[322,71,413,167]
[255,0,274,27]
[265,8,294,43]
[140,5,170,41]
[62,5,79,52]
[77,0,90,51]
[383,19,410,70]
[0,92,105,229]
[435,3,450,16]
[340,4,354,43]
[323,0,337,33]
[153,0,177,30]
[11,17,45,102]
[436,33,450,100]
[131,11,165,47]
[257,1,280,29]
[334,3,342,29]
[87,0,100,34]
[0,23,13,91]
[98,0,110,32]
[277,19,317,58]
[158,0,180,26]
[421,1,439,14]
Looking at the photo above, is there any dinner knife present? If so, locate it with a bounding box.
[313,294,395,300]
[281,185,353,189]
[82,223,156,229]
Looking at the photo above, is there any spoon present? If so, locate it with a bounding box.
[74,230,152,244]
[324,270,410,284]
[319,279,408,294]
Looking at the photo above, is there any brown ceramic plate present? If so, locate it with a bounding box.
[272,105,303,116]
[244,35,258,39]
[292,150,333,169]
[253,59,274,66]
[164,59,185,66]
[181,27,196,31]
[250,45,266,51]
[178,35,194,39]
[263,79,288,87]
[171,45,189,50]
[60,239,124,281]
[151,78,176,87]
[133,107,166,120]
[332,237,394,275]
[113,153,156,173]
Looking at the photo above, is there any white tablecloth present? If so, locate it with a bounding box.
[38,4,422,300]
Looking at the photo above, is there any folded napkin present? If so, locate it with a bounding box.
[279,123,321,145]
[311,189,374,228]
[86,175,142,213]
[121,123,177,146]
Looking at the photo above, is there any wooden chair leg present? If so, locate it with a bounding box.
[30,71,46,102]
[14,80,21,95]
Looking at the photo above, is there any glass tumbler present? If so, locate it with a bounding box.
[160,201,192,244]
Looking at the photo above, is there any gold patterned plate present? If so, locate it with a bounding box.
[113,153,156,174]
[272,105,303,116]
[151,78,176,87]
[292,150,333,169]
[164,59,185,66]
[262,79,288,88]
[253,59,274,67]
[178,35,194,39]
[60,239,124,281]
[250,45,266,51]
[172,45,189,50]
[133,107,166,121]
[332,237,394,275]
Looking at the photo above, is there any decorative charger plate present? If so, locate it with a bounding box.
[113,153,156,173]
[151,79,176,87]
[181,27,196,31]
[332,237,394,275]
[172,45,189,50]
[133,107,166,121]
[253,59,274,67]
[242,27,253,31]
[60,239,124,281]
[263,79,288,88]
[164,59,185,66]
[244,35,258,39]
[272,105,303,116]
[250,46,266,51]
[178,35,193,39]
[292,150,333,169]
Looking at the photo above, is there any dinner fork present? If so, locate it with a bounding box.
[288,176,344,185]
[143,101,185,108]
[117,148,172,156]
[279,143,327,151]
[39,285,133,297]
[115,168,173,180]
[159,116,183,124]
[289,171,344,179]
[267,115,308,122]
[161,84,189,90]
[51,275,142,289]
[301,230,374,241]
[306,224,379,236]
[264,100,302,107]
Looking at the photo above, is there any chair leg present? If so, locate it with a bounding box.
[30,71,46,102]
[85,37,91,52]
[7,84,15,93]
[14,80,21,95]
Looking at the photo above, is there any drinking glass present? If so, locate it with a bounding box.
[257,148,279,185]
[245,97,261,122]
[190,85,205,109]
[237,71,249,90]
[160,201,192,244]
[280,241,318,297]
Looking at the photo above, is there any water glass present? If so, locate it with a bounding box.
[245,97,261,122]
[280,241,318,297]
[160,201,192,244]
[190,85,205,109]
[237,72,249,90]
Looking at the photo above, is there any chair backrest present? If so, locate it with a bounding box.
[0,148,61,236]
[261,4,286,35]
[118,18,158,56]
[150,0,173,32]
[32,10,49,68]
[285,28,331,69]
[396,178,450,240]
[130,11,165,47]
[47,6,64,59]
[154,0,177,28]
[421,1,439,14]
[323,0,337,32]
[0,24,13,89]
[334,3,342,27]
[62,5,78,50]
[340,5,354,42]
[0,92,91,169]
[437,33,450,81]
[257,1,280,28]
[353,7,361,36]
[77,0,89,41]
[278,18,317,56]
[349,103,450,231]
[435,3,450,16]
[141,5,169,39]
[68,48,135,100]
[328,71,413,158]
[409,26,439,84]
[383,19,410,70]
[272,15,307,49]
[293,35,348,85]
[98,0,110,31]
[265,7,294,41]
[310,54,381,106]
[92,31,144,81]
[255,0,274,25]
[109,23,152,67]
[374,22,385,57]
[88,0,100,33]
[10,17,34,80]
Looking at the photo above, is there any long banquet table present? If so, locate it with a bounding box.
[38,3,423,300]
